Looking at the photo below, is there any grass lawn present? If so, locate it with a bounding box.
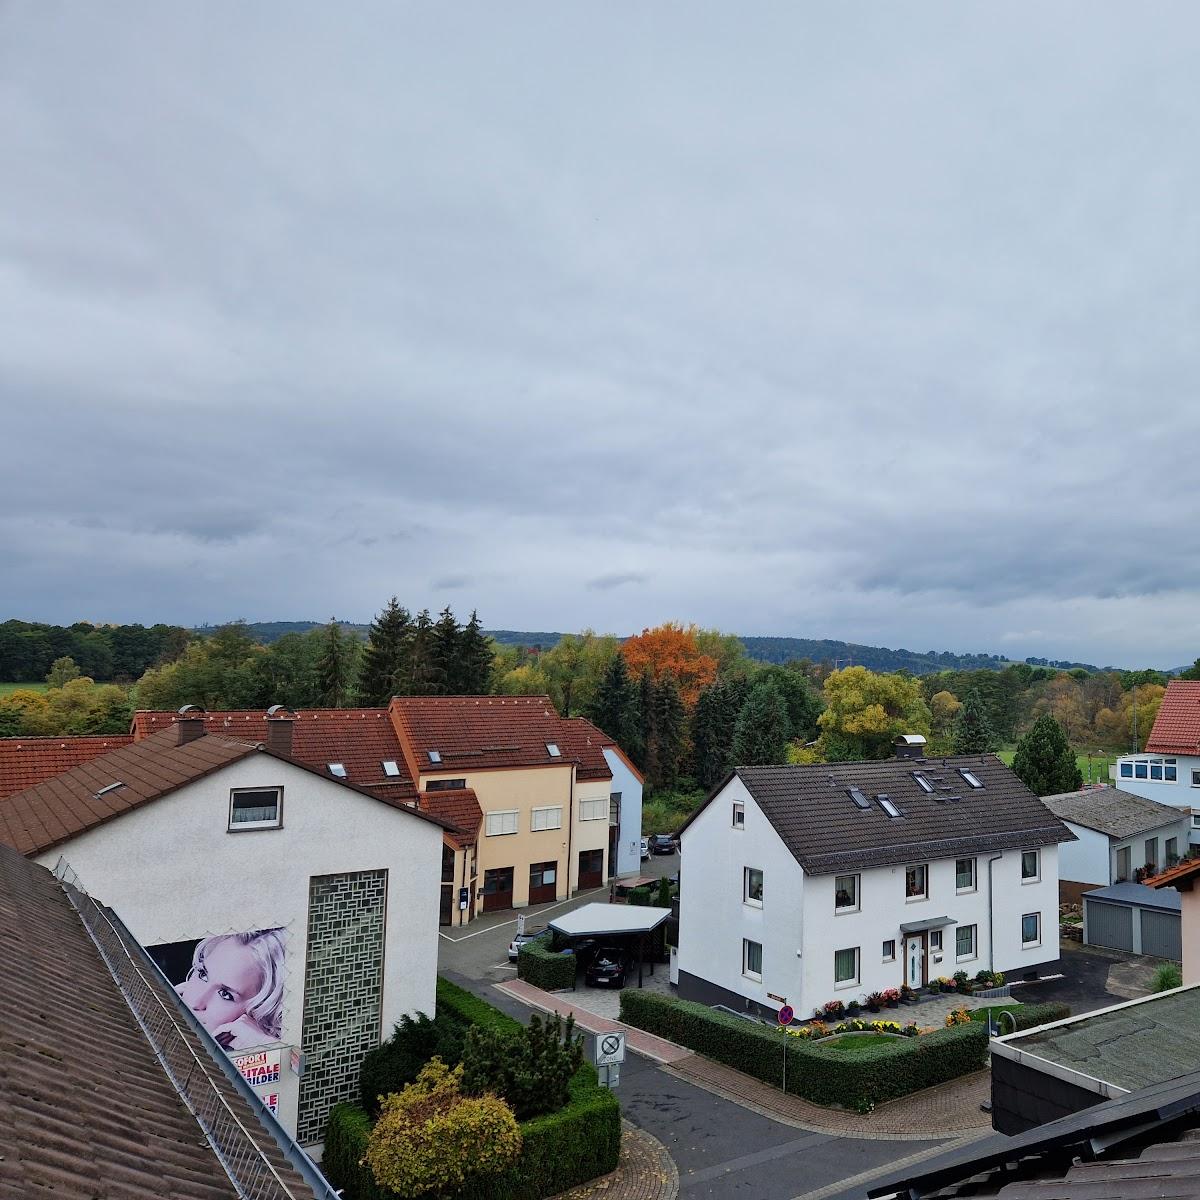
[823,1034,899,1052]
[969,1003,1023,1025]
[0,681,48,696]
[996,747,1118,786]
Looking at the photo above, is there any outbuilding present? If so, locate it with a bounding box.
[1082,881,1182,959]
[549,901,672,987]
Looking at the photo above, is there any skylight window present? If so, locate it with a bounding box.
[912,772,934,793]
[382,760,401,777]
[959,769,983,789]
[847,787,871,810]
[546,743,561,757]
[95,781,124,797]
[328,762,347,778]
[428,750,442,764]
[877,794,902,818]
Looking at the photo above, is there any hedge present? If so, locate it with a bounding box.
[969,1001,1071,1030]
[626,886,653,906]
[516,940,577,991]
[619,990,988,1109]
[326,979,620,1200]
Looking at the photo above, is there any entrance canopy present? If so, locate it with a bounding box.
[550,902,672,939]
[899,915,958,934]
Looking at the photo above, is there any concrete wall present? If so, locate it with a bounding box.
[1059,822,1110,887]
[604,747,644,878]
[36,753,442,1141]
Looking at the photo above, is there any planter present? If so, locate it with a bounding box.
[886,1000,900,1009]
[866,1006,880,1014]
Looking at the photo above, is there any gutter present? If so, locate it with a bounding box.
[986,851,1003,971]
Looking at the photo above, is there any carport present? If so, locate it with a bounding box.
[549,901,672,988]
[1084,881,1181,959]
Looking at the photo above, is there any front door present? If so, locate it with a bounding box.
[578,848,604,890]
[482,866,514,912]
[906,935,924,989]
[529,861,558,905]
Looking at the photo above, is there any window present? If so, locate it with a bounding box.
[1135,762,1148,779]
[328,762,347,778]
[956,857,977,892]
[1151,762,1164,780]
[744,867,764,906]
[531,806,563,832]
[485,810,519,836]
[930,930,942,952]
[905,864,927,899]
[847,787,870,809]
[956,924,977,960]
[546,743,561,757]
[1120,761,1133,778]
[426,778,468,791]
[1144,837,1158,870]
[834,947,860,987]
[1167,837,1179,864]
[579,797,608,821]
[732,802,745,828]
[1021,850,1040,882]
[382,760,401,777]
[834,874,859,912]
[229,787,282,831]
[878,794,902,818]
[1193,769,1200,788]
[959,769,983,789]
[743,939,763,980]
[1116,845,1132,880]
[428,750,442,764]
[1166,760,1178,782]
[529,861,557,888]
[1021,912,1041,946]
[912,772,934,793]
[882,939,896,962]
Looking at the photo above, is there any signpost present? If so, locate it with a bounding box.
[595,1030,626,1089]
[776,1003,793,1094]
[515,912,526,937]
[777,1005,794,1026]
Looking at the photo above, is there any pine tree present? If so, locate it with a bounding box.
[431,606,463,694]
[730,680,791,766]
[1012,714,1082,796]
[636,668,656,777]
[459,611,494,694]
[588,653,640,755]
[359,598,413,705]
[953,690,995,754]
[692,679,742,788]
[315,619,354,707]
[651,673,686,789]
[407,609,441,696]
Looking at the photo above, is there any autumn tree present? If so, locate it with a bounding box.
[1031,675,1089,744]
[929,690,961,735]
[816,666,932,761]
[537,631,620,716]
[46,656,81,688]
[730,680,791,767]
[1012,714,1082,796]
[621,623,717,708]
[1093,684,1165,750]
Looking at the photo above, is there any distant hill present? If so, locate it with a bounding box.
[203,621,1100,676]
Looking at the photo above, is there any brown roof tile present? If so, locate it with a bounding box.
[0,735,135,799]
[555,717,615,781]
[1144,680,1200,755]
[416,788,483,848]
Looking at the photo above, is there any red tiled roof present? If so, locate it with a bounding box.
[416,788,483,849]
[1147,856,1200,891]
[556,717,615,781]
[0,735,135,799]
[1145,681,1200,754]
[389,695,584,774]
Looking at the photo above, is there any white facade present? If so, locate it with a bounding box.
[1113,754,1200,844]
[36,753,442,1146]
[604,746,644,877]
[678,775,1061,1019]
[1059,816,1192,887]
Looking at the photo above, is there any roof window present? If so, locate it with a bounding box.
[328,762,347,778]
[959,769,983,789]
[546,743,561,757]
[912,772,934,793]
[95,781,125,798]
[428,750,442,764]
[382,760,401,777]
[877,794,902,818]
[847,787,871,810]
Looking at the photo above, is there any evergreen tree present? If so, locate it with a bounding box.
[952,690,996,754]
[315,619,354,707]
[431,606,463,694]
[359,598,413,705]
[407,609,441,695]
[691,677,749,787]
[588,653,640,756]
[730,680,791,766]
[1012,714,1082,796]
[459,611,494,694]
[635,668,656,777]
[651,673,686,789]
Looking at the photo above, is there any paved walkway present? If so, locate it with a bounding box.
[548,1120,678,1200]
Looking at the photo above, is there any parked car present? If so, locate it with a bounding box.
[507,928,550,961]
[648,833,676,855]
[585,946,629,988]
[639,837,650,861]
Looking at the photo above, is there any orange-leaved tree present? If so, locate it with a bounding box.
[621,623,718,708]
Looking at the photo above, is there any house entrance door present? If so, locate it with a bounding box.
[905,936,924,990]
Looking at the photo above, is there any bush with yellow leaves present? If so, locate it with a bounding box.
[944,1008,972,1027]
[365,1058,522,1198]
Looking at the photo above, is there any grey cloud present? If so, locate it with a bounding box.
[587,573,648,592]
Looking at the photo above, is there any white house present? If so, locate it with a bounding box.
[676,746,1072,1020]
[0,711,447,1150]
[1041,786,1191,902]
[602,739,645,877]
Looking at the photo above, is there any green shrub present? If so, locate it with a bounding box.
[1153,963,1183,992]
[626,886,653,907]
[655,877,673,906]
[968,1001,1070,1031]
[435,977,523,1035]
[461,1013,583,1119]
[325,1103,384,1200]
[620,990,988,1108]
[360,1013,467,1115]
[516,940,577,991]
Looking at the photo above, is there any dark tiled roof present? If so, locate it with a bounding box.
[0,843,320,1199]
[0,734,135,799]
[1145,680,1200,754]
[698,754,1072,875]
[1042,786,1186,840]
[1085,881,1181,912]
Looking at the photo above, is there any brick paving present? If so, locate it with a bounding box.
[547,1120,678,1200]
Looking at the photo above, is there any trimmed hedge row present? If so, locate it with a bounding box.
[620,990,989,1108]
[970,1001,1071,1031]
[325,979,620,1200]
[516,940,577,991]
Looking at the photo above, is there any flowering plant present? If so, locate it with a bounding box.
[945,1008,972,1027]
[821,999,846,1020]
[900,1022,920,1037]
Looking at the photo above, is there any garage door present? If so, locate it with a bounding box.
[1086,900,1134,952]
[1141,909,1182,960]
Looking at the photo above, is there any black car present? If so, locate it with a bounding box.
[648,833,676,855]
[585,946,628,988]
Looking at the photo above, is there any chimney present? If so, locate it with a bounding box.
[176,705,207,745]
[892,733,927,760]
[265,704,296,756]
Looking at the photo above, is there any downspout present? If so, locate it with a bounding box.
[986,851,1004,971]
[566,762,576,900]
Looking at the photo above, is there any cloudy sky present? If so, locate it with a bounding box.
[2,4,1198,667]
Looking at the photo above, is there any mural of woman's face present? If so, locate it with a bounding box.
[177,940,263,1033]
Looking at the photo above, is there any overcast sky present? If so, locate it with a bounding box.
[2,4,1198,667]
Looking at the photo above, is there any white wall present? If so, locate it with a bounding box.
[36,753,442,1141]
[678,775,805,1012]
[1112,818,1193,873]
[1059,822,1110,885]
[992,843,1060,974]
[604,747,644,877]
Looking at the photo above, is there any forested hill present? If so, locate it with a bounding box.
[207,622,1099,675]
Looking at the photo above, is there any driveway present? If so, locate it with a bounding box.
[1012,940,1156,1015]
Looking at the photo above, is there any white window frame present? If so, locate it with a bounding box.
[732,801,745,829]
[905,863,928,901]
[531,806,563,832]
[579,797,608,821]
[930,929,943,952]
[956,923,977,961]
[742,938,763,981]
[1021,911,1041,946]
[228,787,283,832]
[485,809,519,837]
[1021,849,1040,883]
[1192,813,1200,828]
[955,857,977,893]
[834,946,860,989]
[744,867,764,907]
[834,873,860,913]
[1116,844,1132,880]
[882,939,896,962]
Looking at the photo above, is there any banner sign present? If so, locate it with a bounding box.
[231,1047,283,1114]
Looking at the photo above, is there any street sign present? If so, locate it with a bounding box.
[595,1031,626,1066]
[777,1005,794,1026]
[515,913,526,936]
